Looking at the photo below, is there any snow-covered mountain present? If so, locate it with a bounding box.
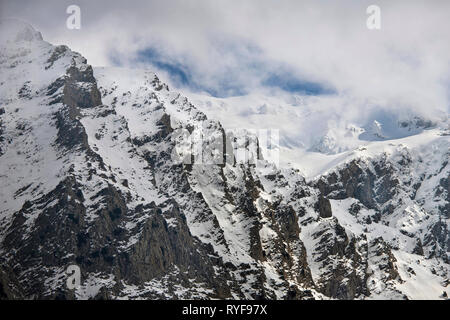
[0,19,448,300]
[187,92,448,173]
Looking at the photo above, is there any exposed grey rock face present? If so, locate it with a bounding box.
[0,263,23,299]
[314,153,450,261]
[0,20,448,300]
[317,196,332,218]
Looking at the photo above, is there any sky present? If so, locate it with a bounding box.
[1,0,449,119]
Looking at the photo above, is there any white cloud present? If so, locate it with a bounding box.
[1,0,449,118]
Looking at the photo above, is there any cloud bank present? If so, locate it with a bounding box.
[1,0,449,119]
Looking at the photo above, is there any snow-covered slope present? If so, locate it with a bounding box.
[0,20,448,300]
[187,92,448,177]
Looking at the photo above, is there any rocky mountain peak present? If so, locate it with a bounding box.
[0,18,43,44]
[0,22,448,300]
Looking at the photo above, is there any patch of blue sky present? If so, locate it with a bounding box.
[262,69,335,95]
[116,40,335,98]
